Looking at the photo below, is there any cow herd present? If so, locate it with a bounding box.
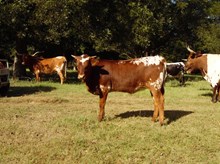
[18,47,220,125]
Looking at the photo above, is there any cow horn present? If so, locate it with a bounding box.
[32,51,44,56]
[71,55,78,59]
[186,46,196,54]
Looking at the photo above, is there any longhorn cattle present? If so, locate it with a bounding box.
[21,53,67,84]
[166,62,185,85]
[72,54,167,125]
[185,46,220,102]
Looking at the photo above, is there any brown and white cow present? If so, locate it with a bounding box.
[72,54,167,125]
[185,46,220,102]
[21,53,67,84]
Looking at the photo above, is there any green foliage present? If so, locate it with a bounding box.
[196,1,220,53]
[0,0,219,60]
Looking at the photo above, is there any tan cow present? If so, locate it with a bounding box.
[21,53,67,84]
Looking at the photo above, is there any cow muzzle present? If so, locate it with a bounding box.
[78,74,85,80]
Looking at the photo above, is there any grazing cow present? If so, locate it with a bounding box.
[166,62,185,85]
[185,46,220,102]
[21,53,67,84]
[72,54,167,125]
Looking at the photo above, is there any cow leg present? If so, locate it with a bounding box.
[98,90,108,122]
[212,86,218,103]
[57,71,64,84]
[180,73,185,86]
[217,85,220,102]
[151,88,164,125]
[35,73,40,82]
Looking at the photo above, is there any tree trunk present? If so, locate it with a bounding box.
[13,38,27,80]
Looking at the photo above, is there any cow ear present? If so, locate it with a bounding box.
[90,56,99,66]
[195,51,202,58]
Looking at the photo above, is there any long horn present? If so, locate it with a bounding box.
[32,51,44,56]
[186,46,196,54]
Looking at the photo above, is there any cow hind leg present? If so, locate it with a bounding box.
[57,71,64,84]
[151,87,165,125]
[217,86,220,102]
[212,86,218,103]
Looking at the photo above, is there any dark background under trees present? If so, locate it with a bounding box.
[0,0,219,63]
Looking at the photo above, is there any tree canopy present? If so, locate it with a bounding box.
[0,0,219,61]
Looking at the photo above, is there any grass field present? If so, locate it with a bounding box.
[1,76,220,163]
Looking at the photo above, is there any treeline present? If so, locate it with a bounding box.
[0,0,219,62]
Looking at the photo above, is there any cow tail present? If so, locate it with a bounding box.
[161,61,167,95]
[64,59,67,79]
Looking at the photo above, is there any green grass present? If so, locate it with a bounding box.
[1,79,220,163]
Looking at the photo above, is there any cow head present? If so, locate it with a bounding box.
[22,53,35,66]
[185,46,203,73]
[72,54,97,80]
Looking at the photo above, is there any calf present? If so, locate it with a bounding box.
[166,62,185,85]
[185,46,220,102]
[21,53,67,84]
[72,54,167,125]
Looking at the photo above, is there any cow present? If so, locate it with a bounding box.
[21,53,67,84]
[72,54,167,125]
[185,46,220,102]
[166,62,185,85]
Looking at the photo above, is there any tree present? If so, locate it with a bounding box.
[0,0,218,62]
[196,0,220,53]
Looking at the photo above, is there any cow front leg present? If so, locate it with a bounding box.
[98,91,108,122]
[212,86,218,103]
[35,73,40,82]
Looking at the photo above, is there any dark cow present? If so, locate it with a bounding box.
[72,54,167,125]
[185,46,220,102]
[21,53,67,84]
[166,62,185,85]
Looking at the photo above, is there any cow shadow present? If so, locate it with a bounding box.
[7,86,56,97]
[17,71,81,84]
[200,93,212,97]
[115,110,193,125]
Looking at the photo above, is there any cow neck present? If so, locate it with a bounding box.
[28,56,42,71]
[83,65,101,95]
[193,55,207,76]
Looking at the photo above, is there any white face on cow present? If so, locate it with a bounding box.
[72,54,93,80]
[80,55,90,64]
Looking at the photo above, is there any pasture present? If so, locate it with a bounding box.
[1,77,220,163]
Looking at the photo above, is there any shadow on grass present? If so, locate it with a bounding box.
[115,110,193,125]
[200,93,212,97]
[16,71,81,84]
[8,86,56,97]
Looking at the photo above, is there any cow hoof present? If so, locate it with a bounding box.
[98,116,103,122]
[151,117,157,122]
[212,99,217,103]
[159,122,164,126]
